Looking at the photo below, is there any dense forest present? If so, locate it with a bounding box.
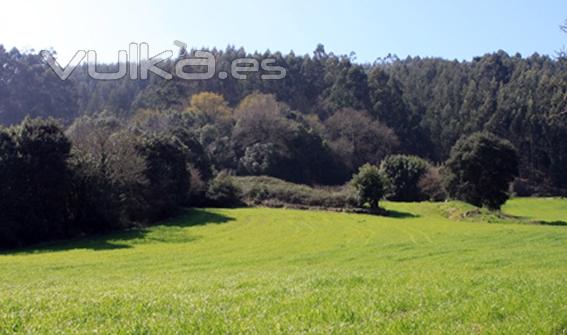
[1,44,566,194]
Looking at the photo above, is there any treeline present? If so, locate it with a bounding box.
[1,44,565,192]
[0,115,242,248]
[0,43,523,248]
[0,111,518,249]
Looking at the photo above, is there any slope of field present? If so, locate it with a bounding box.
[1,199,566,334]
[503,197,567,223]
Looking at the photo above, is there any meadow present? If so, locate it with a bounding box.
[0,198,566,334]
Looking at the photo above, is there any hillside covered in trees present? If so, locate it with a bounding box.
[1,44,566,193]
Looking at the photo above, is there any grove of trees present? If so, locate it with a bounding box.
[0,42,558,248]
[1,44,565,193]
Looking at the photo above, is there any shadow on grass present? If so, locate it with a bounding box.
[535,220,567,227]
[384,209,420,219]
[160,208,235,227]
[468,210,567,227]
[1,209,234,255]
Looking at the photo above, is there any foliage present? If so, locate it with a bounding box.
[418,165,447,201]
[2,44,567,246]
[0,117,203,248]
[351,164,385,209]
[444,132,519,210]
[101,129,149,223]
[137,135,191,221]
[0,47,78,125]
[14,118,72,242]
[3,45,567,191]
[0,118,72,246]
[380,155,429,202]
[205,172,242,207]
[232,93,291,151]
[186,92,232,123]
[325,108,398,172]
[172,127,213,181]
[233,176,357,208]
[0,128,20,247]
[187,166,208,206]
[67,156,122,234]
[239,143,278,176]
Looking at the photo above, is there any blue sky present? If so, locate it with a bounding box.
[0,0,566,63]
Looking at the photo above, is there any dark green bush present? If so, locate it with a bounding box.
[351,164,385,209]
[233,176,357,209]
[380,155,429,202]
[11,118,72,244]
[444,132,519,210]
[67,156,122,235]
[206,172,243,207]
[137,135,191,221]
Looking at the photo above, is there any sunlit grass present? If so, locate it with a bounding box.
[1,199,567,333]
[503,197,567,223]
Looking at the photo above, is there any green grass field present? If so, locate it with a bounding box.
[1,199,566,334]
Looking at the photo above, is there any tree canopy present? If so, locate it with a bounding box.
[444,132,519,210]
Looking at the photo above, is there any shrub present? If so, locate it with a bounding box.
[444,132,519,210]
[233,176,357,209]
[206,172,242,207]
[380,155,429,201]
[351,164,385,209]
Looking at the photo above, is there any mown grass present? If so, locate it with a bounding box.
[1,199,567,334]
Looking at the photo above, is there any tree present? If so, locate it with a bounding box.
[104,130,149,223]
[199,124,238,172]
[418,165,447,201]
[137,135,191,221]
[325,108,398,172]
[322,59,369,113]
[67,155,122,234]
[186,92,232,124]
[66,112,123,169]
[351,164,385,210]
[239,143,277,176]
[1,45,567,194]
[233,93,292,150]
[0,47,78,125]
[279,124,349,185]
[232,93,345,184]
[12,118,72,243]
[172,128,213,181]
[444,132,519,210]
[368,67,430,157]
[380,155,429,202]
[0,128,20,247]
